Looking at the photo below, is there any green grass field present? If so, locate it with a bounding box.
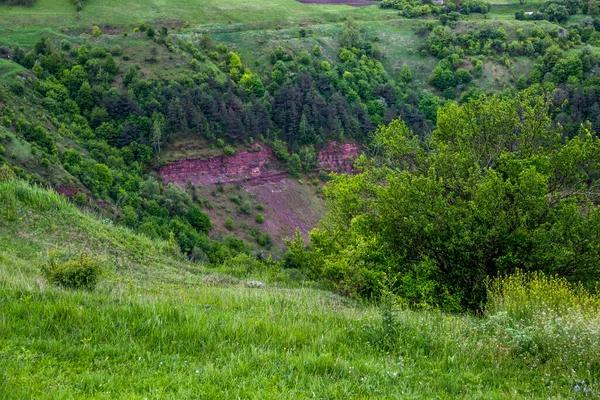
[0,59,27,83]
[0,180,598,398]
[0,0,396,44]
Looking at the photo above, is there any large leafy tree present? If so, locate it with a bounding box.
[301,91,600,311]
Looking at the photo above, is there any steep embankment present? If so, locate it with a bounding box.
[159,141,360,244]
[159,141,360,187]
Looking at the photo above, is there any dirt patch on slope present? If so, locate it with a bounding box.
[247,179,326,238]
[159,144,281,186]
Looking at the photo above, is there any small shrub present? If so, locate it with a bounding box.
[60,40,72,51]
[240,200,252,215]
[10,82,24,95]
[72,191,87,205]
[224,217,235,231]
[272,139,289,161]
[223,145,235,156]
[41,252,102,290]
[110,45,123,56]
[0,164,16,181]
[257,232,272,247]
[288,154,302,178]
[189,58,201,71]
[255,213,264,224]
[92,25,102,37]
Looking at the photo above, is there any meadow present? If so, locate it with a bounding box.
[0,179,598,398]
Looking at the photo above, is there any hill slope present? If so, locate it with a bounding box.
[0,179,597,398]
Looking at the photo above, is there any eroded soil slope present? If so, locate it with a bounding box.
[159,141,360,247]
[159,142,360,187]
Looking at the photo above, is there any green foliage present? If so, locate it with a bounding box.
[257,232,272,247]
[41,252,102,290]
[20,124,56,155]
[239,72,265,97]
[0,164,15,182]
[429,64,456,91]
[223,145,235,156]
[428,26,454,57]
[240,200,253,215]
[123,66,139,87]
[187,206,212,234]
[72,191,87,205]
[271,139,289,161]
[300,92,600,310]
[339,19,361,49]
[162,184,193,216]
[224,217,235,231]
[120,205,139,227]
[287,153,302,178]
[1,152,599,400]
[255,213,264,224]
[298,145,317,172]
[399,64,412,84]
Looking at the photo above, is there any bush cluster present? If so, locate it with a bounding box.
[41,252,102,290]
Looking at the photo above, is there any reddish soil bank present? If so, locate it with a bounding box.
[159,141,360,187]
[55,185,80,198]
[296,0,378,6]
[317,141,361,173]
[159,144,278,186]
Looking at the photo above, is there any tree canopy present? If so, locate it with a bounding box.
[297,91,600,311]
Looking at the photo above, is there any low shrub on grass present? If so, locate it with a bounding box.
[41,252,102,290]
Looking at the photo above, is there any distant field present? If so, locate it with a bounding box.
[0,0,396,30]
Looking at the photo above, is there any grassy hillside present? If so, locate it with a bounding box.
[1,179,598,398]
[0,0,396,46]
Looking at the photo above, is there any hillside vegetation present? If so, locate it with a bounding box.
[1,178,599,398]
[2,0,600,396]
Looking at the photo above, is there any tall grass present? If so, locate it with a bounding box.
[485,271,600,393]
[0,179,71,219]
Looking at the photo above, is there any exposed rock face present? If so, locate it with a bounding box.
[159,141,360,187]
[317,141,361,174]
[159,145,279,186]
